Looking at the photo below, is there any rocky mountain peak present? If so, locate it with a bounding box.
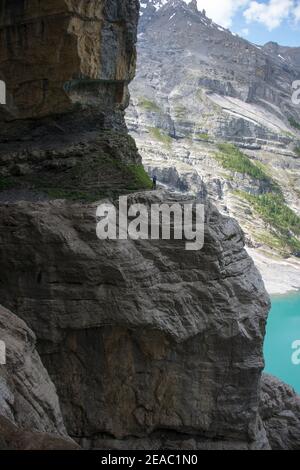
[188,0,198,13]
[140,0,196,12]
[263,41,280,55]
[139,0,212,32]
[263,41,300,68]
[139,0,300,75]
[264,41,279,48]
[133,0,300,130]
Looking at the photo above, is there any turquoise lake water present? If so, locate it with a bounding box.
[264,292,300,393]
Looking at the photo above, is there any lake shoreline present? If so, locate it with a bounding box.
[247,248,300,296]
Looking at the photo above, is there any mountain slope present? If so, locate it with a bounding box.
[127,0,300,287]
[134,0,300,142]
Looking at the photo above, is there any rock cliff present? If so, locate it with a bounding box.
[0,304,78,449]
[0,0,149,201]
[261,374,300,450]
[0,192,270,449]
[0,0,299,451]
[0,0,138,120]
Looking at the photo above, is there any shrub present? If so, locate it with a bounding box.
[288,117,300,130]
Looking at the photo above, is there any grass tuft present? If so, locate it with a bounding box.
[289,117,300,130]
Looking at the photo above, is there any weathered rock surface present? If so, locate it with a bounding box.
[0,304,77,449]
[0,0,148,200]
[0,416,79,450]
[260,374,300,450]
[0,0,139,120]
[263,42,300,68]
[0,190,270,448]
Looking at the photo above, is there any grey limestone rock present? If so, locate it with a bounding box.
[0,190,270,448]
[0,304,78,449]
[260,374,300,450]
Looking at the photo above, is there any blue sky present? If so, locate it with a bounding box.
[189,0,300,46]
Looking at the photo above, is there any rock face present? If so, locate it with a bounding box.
[0,304,77,449]
[0,416,79,450]
[0,0,138,120]
[0,0,148,201]
[261,374,300,450]
[0,191,270,449]
[263,42,300,68]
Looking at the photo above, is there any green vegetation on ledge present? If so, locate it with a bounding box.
[195,133,210,141]
[235,190,300,255]
[35,161,151,201]
[215,143,274,183]
[148,127,173,147]
[294,146,300,157]
[289,117,300,131]
[254,230,289,253]
[0,131,152,202]
[126,164,152,190]
[138,98,161,113]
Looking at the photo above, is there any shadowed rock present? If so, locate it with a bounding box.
[260,374,300,450]
[0,191,271,449]
[0,304,78,449]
